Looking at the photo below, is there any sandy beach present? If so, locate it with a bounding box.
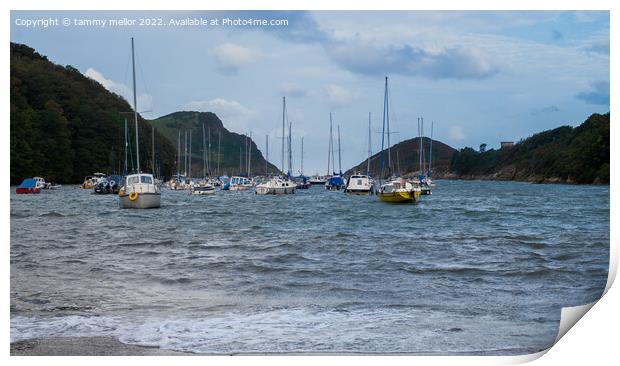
[10,337,191,356]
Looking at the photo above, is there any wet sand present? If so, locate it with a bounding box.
[10,337,192,356]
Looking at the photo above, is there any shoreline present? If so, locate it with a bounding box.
[9,336,544,356]
[10,336,192,356]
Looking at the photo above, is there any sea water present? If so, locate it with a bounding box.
[10,180,609,354]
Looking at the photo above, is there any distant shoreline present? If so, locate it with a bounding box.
[10,336,543,356]
[434,174,609,186]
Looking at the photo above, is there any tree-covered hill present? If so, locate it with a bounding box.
[150,111,280,177]
[345,137,456,178]
[10,42,276,184]
[10,42,177,184]
[449,113,610,184]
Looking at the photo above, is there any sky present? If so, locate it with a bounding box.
[10,10,610,175]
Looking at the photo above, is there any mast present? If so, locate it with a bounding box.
[217,129,221,176]
[327,112,332,176]
[245,134,248,176]
[265,134,269,176]
[151,125,155,177]
[337,124,342,175]
[281,97,286,175]
[429,121,434,177]
[184,131,188,176]
[386,78,391,172]
[202,122,206,178]
[301,137,304,176]
[188,130,192,179]
[288,122,292,176]
[131,37,140,173]
[124,117,128,175]
[208,127,211,177]
[380,76,388,183]
[418,117,422,174]
[421,117,425,174]
[330,113,335,174]
[367,112,371,175]
[248,132,252,178]
[177,130,180,179]
[239,146,242,175]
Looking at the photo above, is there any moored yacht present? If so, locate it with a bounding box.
[344,174,373,194]
[255,176,296,195]
[118,38,161,209]
[376,76,420,204]
[192,180,216,195]
[255,96,296,195]
[227,176,251,191]
[378,177,421,203]
[309,175,327,185]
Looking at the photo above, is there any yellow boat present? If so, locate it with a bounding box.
[378,179,421,203]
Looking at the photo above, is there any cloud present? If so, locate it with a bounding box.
[279,82,308,98]
[260,10,329,43]
[183,98,256,132]
[575,82,610,105]
[84,68,153,112]
[245,11,498,80]
[582,41,610,56]
[448,125,466,141]
[531,105,560,116]
[324,84,359,107]
[325,38,497,79]
[211,43,261,74]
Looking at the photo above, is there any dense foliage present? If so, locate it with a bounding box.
[10,42,275,184]
[345,137,456,178]
[10,42,177,184]
[450,113,610,184]
[151,111,280,177]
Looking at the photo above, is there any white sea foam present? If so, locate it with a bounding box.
[11,307,556,354]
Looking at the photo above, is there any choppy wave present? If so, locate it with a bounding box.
[9,180,609,354]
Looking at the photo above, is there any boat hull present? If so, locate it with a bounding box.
[378,190,419,203]
[119,192,161,209]
[345,188,372,195]
[256,186,296,195]
[16,187,41,194]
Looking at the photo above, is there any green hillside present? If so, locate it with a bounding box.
[10,42,276,184]
[345,137,456,178]
[10,42,177,184]
[449,113,610,184]
[150,111,280,177]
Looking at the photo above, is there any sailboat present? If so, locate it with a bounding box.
[118,38,161,209]
[377,76,420,203]
[325,114,346,190]
[255,96,296,195]
[345,112,374,195]
[294,137,311,189]
[192,122,215,195]
[418,117,432,195]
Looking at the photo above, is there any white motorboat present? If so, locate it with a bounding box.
[119,173,161,208]
[192,180,215,195]
[255,177,296,195]
[344,174,374,195]
[227,176,251,191]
